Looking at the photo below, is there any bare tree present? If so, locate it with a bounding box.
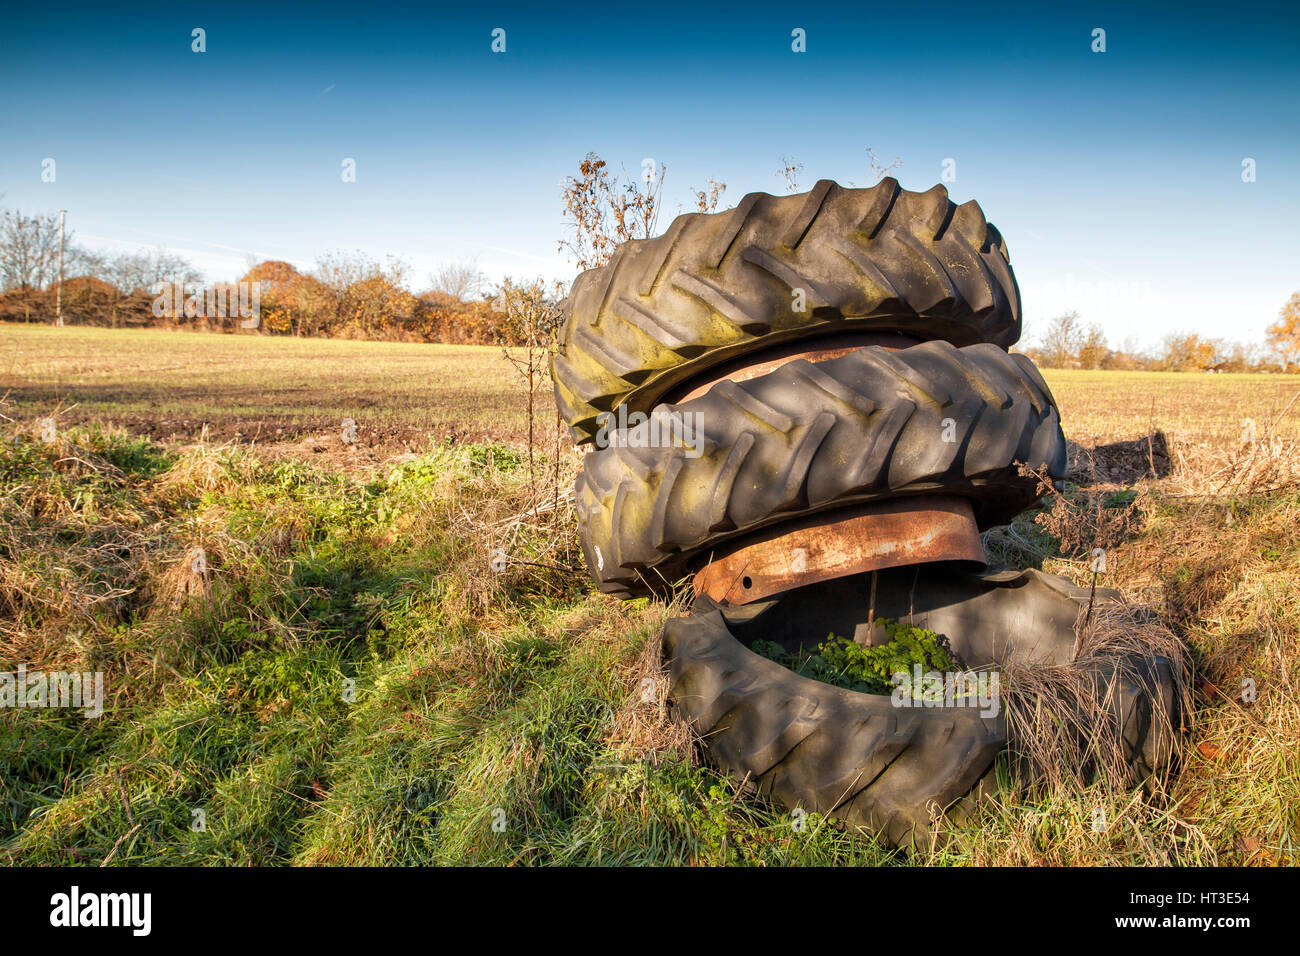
[1076,323,1110,369]
[1218,340,1264,372]
[106,247,202,294]
[429,257,483,301]
[491,277,564,503]
[65,246,107,281]
[0,209,67,291]
[1038,310,1085,368]
[103,248,203,326]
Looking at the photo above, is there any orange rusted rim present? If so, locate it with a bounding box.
[670,330,920,403]
[692,495,986,605]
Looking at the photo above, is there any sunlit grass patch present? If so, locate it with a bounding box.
[2,399,1297,865]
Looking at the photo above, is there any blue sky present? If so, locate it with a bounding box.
[2,0,1297,350]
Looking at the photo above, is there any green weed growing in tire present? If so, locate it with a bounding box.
[751,619,966,696]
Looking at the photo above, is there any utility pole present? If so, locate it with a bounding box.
[56,209,65,327]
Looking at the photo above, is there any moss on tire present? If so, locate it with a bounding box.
[664,595,1005,852]
[663,568,1184,851]
[577,340,1065,598]
[553,178,1022,443]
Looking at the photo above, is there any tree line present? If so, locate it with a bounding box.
[5,179,1298,370]
[0,207,523,345]
[1021,305,1300,373]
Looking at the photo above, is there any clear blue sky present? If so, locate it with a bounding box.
[2,0,1297,350]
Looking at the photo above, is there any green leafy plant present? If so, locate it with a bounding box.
[751,619,963,695]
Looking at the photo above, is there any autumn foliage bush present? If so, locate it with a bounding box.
[1,255,534,345]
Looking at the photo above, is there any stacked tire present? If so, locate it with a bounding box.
[574,340,1065,598]
[554,178,1023,441]
[551,179,1179,850]
[555,178,1062,595]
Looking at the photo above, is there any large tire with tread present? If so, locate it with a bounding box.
[663,568,1183,851]
[554,178,1021,443]
[577,340,1065,598]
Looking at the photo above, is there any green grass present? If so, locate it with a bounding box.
[2,326,1297,866]
[2,420,1295,866]
[0,424,913,865]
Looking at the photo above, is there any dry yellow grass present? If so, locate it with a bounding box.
[0,322,530,446]
[1041,368,1300,446]
[8,323,1299,457]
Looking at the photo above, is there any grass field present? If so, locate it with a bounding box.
[5,322,1300,449]
[0,324,528,448]
[2,322,1298,866]
[1045,369,1300,447]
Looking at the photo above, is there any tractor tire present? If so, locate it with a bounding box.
[662,567,1184,851]
[577,340,1065,598]
[554,177,1021,443]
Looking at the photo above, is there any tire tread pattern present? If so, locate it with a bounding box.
[577,341,1066,597]
[555,178,1022,442]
